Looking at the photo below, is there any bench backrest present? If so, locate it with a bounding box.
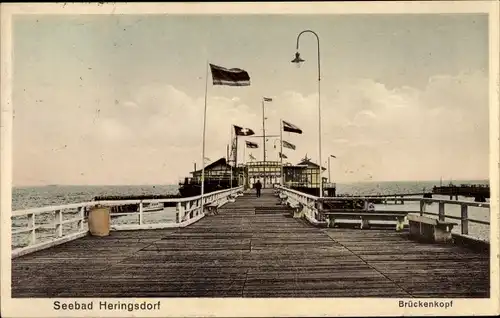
[407,214,438,225]
[326,212,407,218]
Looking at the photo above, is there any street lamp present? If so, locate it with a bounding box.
[328,154,336,183]
[291,30,323,197]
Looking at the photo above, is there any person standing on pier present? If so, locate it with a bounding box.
[254,180,262,197]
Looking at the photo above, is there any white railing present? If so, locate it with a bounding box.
[11,186,243,258]
[107,186,243,231]
[275,185,491,241]
[415,197,490,237]
[275,185,323,225]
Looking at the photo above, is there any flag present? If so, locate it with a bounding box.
[279,152,288,159]
[249,154,256,161]
[283,120,302,134]
[282,140,296,150]
[234,125,255,136]
[263,97,273,102]
[210,64,250,86]
[245,141,258,149]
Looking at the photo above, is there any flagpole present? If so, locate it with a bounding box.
[235,135,238,170]
[201,61,209,202]
[262,99,266,188]
[280,119,283,186]
[230,126,233,189]
[228,142,233,189]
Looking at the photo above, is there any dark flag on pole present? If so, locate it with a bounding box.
[282,140,296,150]
[263,97,273,102]
[245,141,259,149]
[279,152,288,159]
[234,125,255,136]
[282,120,303,134]
[210,64,251,86]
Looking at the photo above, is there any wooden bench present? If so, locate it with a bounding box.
[407,214,457,243]
[286,202,304,218]
[322,210,409,231]
[204,202,219,215]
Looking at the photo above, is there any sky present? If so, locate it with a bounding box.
[12,13,490,185]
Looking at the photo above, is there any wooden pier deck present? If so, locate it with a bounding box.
[11,190,489,298]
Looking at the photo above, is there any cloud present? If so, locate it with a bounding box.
[13,70,489,185]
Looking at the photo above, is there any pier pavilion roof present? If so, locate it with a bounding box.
[190,158,231,174]
[296,158,327,171]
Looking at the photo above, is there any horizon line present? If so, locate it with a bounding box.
[11,178,490,188]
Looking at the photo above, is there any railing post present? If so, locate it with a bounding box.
[419,200,425,216]
[438,202,445,221]
[139,201,144,225]
[315,199,323,221]
[78,206,85,231]
[176,202,182,223]
[55,210,63,238]
[461,204,469,235]
[28,213,36,245]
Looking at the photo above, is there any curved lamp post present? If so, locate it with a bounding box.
[291,30,323,197]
